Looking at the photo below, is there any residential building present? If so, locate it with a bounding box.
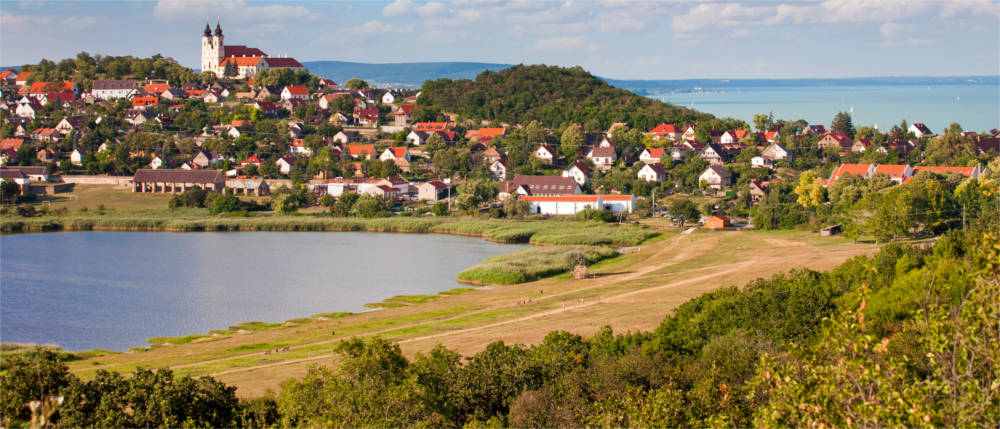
[499,175,581,199]
[637,163,667,182]
[562,161,591,186]
[519,194,634,215]
[91,80,137,100]
[699,165,732,189]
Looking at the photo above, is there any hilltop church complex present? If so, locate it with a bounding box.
[200,22,304,79]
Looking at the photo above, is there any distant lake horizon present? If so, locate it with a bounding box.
[0,231,525,351]
[640,79,999,133]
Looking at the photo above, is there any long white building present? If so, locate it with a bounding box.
[519,194,635,215]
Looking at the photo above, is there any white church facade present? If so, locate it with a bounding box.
[200,22,305,79]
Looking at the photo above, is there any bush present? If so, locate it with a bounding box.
[432,202,449,216]
[575,208,615,222]
[168,188,210,209]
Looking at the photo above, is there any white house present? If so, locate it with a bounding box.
[562,161,591,186]
[91,80,137,100]
[281,85,309,101]
[637,163,667,182]
[751,156,773,169]
[275,156,295,175]
[534,144,557,165]
[519,194,635,215]
[761,143,791,161]
[150,156,165,169]
[908,122,934,138]
[379,147,411,163]
[70,148,87,166]
[489,159,508,180]
[638,147,666,164]
[699,165,732,189]
[586,145,617,170]
[381,91,397,105]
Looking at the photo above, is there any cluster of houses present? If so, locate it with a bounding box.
[824,163,985,186]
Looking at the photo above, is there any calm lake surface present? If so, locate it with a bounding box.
[0,231,525,351]
[651,83,999,133]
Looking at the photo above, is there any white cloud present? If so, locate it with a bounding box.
[152,0,316,23]
[940,0,1000,18]
[671,3,771,34]
[383,0,448,17]
[879,21,934,46]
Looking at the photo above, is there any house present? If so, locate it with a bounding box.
[817,132,853,151]
[378,177,411,194]
[534,144,557,164]
[132,169,225,193]
[0,168,31,193]
[872,164,914,184]
[466,127,506,142]
[761,143,791,161]
[70,147,87,166]
[748,179,769,202]
[15,100,42,119]
[0,149,18,166]
[562,161,591,186]
[824,163,876,186]
[762,131,780,143]
[275,156,296,175]
[125,109,154,126]
[143,83,171,94]
[132,96,158,108]
[704,215,730,230]
[1,138,25,150]
[417,181,450,202]
[973,136,999,154]
[699,165,732,189]
[55,116,84,134]
[720,130,748,144]
[637,163,667,182]
[353,107,379,126]
[36,148,57,163]
[908,122,933,138]
[254,101,279,115]
[481,146,506,163]
[363,184,400,199]
[393,104,419,125]
[489,159,508,180]
[192,150,217,168]
[751,156,773,169]
[31,128,61,142]
[802,124,826,135]
[290,139,312,156]
[346,144,376,159]
[851,138,873,153]
[910,165,983,180]
[406,131,430,146]
[499,175,581,199]
[91,79,137,100]
[240,155,261,167]
[382,91,398,105]
[149,155,167,169]
[318,93,347,110]
[29,81,77,97]
[638,147,666,164]
[698,143,728,165]
[15,71,31,86]
[0,70,16,85]
[413,122,451,132]
[2,165,49,181]
[681,124,698,141]
[586,145,617,170]
[379,147,411,163]
[281,85,309,101]
[202,91,223,103]
[519,194,635,215]
[160,88,187,101]
[332,130,360,145]
[648,123,680,140]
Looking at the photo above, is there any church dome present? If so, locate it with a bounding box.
[215,22,223,36]
[203,23,212,37]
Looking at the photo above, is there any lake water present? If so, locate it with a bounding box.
[0,231,525,351]
[649,83,999,133]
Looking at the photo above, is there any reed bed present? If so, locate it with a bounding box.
[456,245,619,285]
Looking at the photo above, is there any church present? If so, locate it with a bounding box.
[200,22,304,79]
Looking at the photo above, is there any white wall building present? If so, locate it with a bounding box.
[519,194,634,215]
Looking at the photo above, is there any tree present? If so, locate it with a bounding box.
[1,179,21,204]
[455,179,497,212]
[794,171,826,207]
[223,60,238,78]
[831,111,855,138]
[355,194,391,218]
[753,112,774,132]
[344,78,370,90]
[0,349,72,426]
[669,198,700,226]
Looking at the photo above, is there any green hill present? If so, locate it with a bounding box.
[418,64,714,129]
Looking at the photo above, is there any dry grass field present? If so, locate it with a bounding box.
[63,221,877,398]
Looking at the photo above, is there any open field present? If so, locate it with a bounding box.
[53,217,877,398]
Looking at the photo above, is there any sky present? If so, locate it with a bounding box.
[1,0,998,80]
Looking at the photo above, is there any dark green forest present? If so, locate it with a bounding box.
[3,227,998,428]
[417,65,715,130]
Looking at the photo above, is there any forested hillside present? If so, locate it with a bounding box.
[3,228,997,427]
[418,65,714,130]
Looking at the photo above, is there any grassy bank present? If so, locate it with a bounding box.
[457,245,619,285]
[0,215,657,246]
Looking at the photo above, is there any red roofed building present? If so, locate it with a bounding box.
[346,144,376,159]
[393,104,421,125]
[240,155,261,166]
[414,122,451,132]
[817,132,854,151]
[132,96,159,107]
[144,83,171,94]
[1,138,25,150]
[911,165,983,180]
[639,147,666,164]
[353,108,380,126]
[0,70,15,85]
[15,71,31,86]
[872,164,914,184]
[519,194,635,215]
[648,124,679,140]
[281,85,309,100]
[200,22,304,78]
[825,163,876,186]
[29,81,76,95]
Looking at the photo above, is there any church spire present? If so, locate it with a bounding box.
[203,22,212,37]
[214,20,223,37]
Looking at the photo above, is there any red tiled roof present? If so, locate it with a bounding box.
[284,85,308,95]
[414,122,450,132]
[144,83,170,94]
[220,57,263,67]
[29,81,74,94]
[649,124,677,135]
[1,138,25,149]
[387,147,408,158]
[347,144,376,156]
[265,57,303,68]
[826,163,872,185]
[644,148,665,158]
[241,155,261,164]
[477,128,506,137]
[15,71,30,82]
[913,166,976,176]
[873,164,909,178]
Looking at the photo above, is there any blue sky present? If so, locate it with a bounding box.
[2,0,998,79]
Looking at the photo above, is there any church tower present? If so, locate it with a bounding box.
[201,21,224,74]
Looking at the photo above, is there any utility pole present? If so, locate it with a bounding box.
[962,203,966,231]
